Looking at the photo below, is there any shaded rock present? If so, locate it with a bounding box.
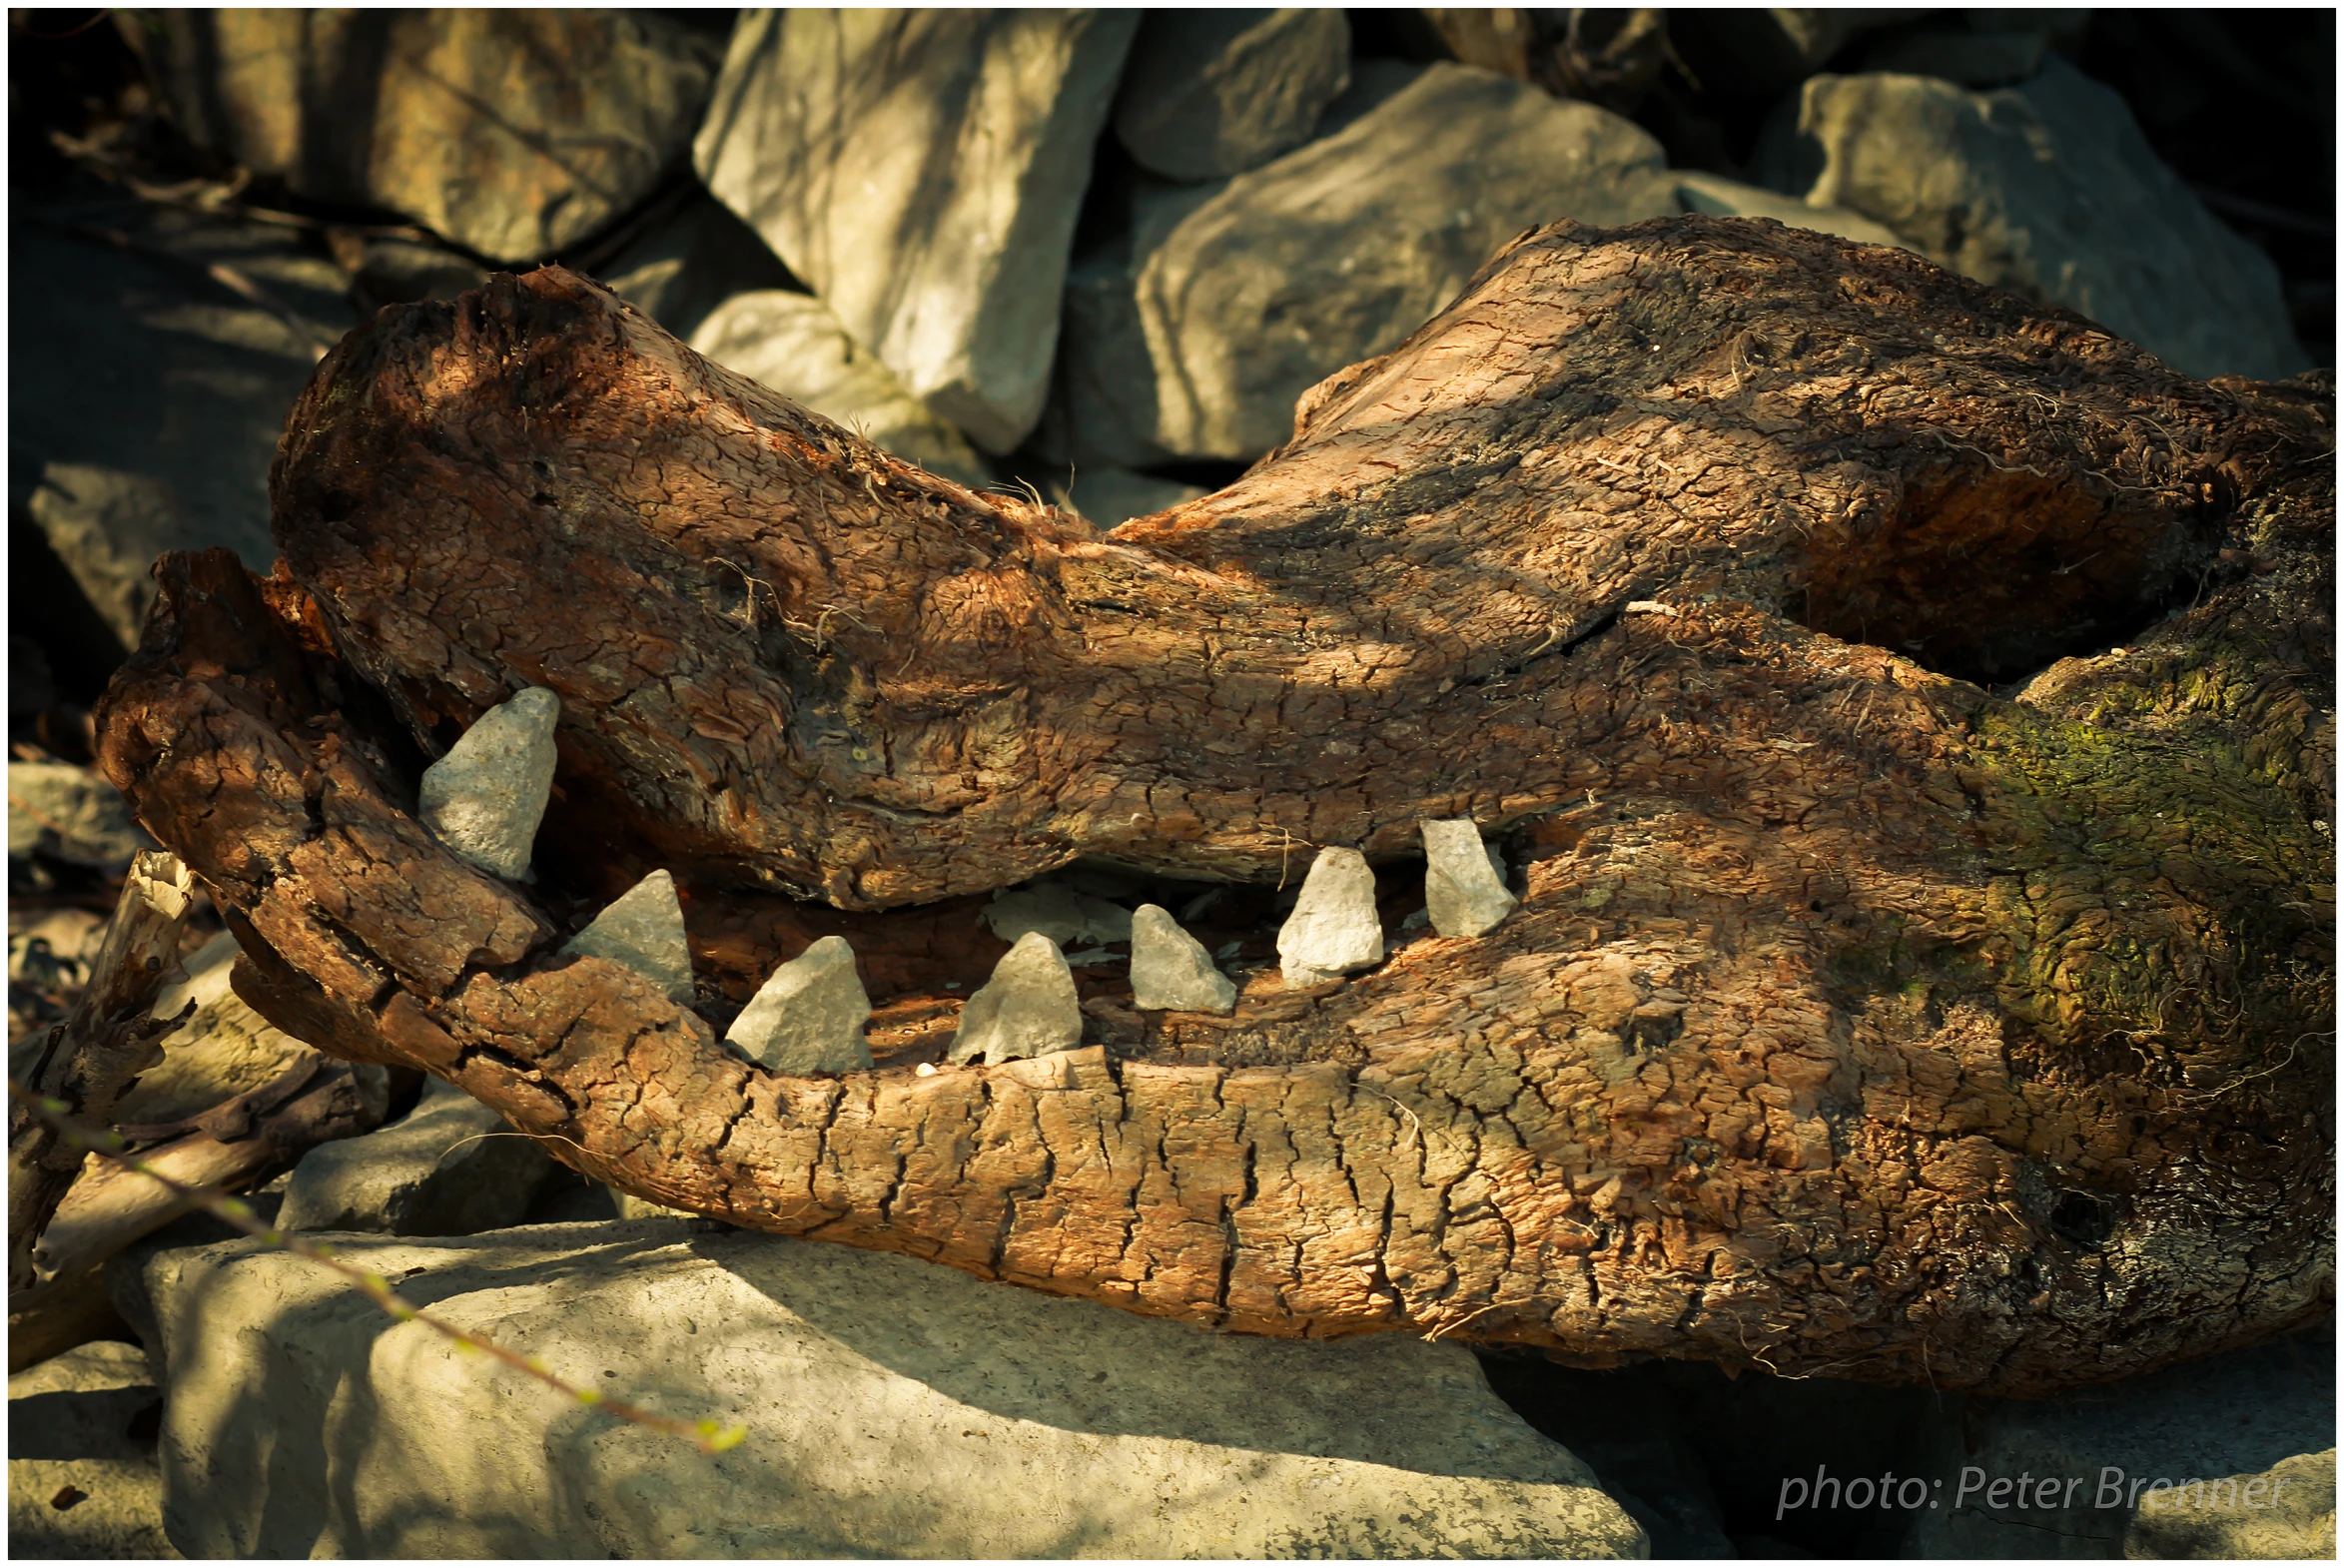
[561,869,694,1005]
[1907,1325,2334,1558]
[1753,58,2308,382]
[9,1340,175,1560]
[148,1223,1646,1557]
[2125,1448,2335,1560]
[1061,61,1681,461]
[7,761,150,869]
[114,932,318,1126]
[981,879,1133,948]
[1114,10,1351,182]
[10,633,56,721]
[1422,818,1519,939]
[416,686,559,881]
[130,10,722,264]
[278,1077,557,1236]
[600,184,802,345]
[1129,905,1237,1014]
[1672,170,1916,252]
[724,935,873,1076]
[1668,9,1928,103]
[344,237,491,314]
[1050,465,1208,526]
[948,931,1084,1064]
[1277,847,1384,987]
[689,290,990,488]
[695,9,1139,453]
[1859,27,2049,89]
[7,906,105,992]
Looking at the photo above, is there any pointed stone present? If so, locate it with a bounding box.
[417,686,559,880]
[726,935,873,1075]
[560,870,695,1003]
[1129,904,1237,1014]
[1276,847,1384,989]
[1422,819,1520,939]
[948,931,1084,1064]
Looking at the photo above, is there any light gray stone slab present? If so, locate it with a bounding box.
[1114,9,1351,182]
[9,1340,176,1560]
[146,1224,1647,1557]
[695,8,1139,453]
[724,935,874,1076]
[1753,58,2308,382]
[561,869,695,1005]
[1277,847,1384,988]
[278,1078,557,1237]
[1422,819,1520,940]
[7,761,152,869]
[416,686,559,881]
[948,931,1085,1064]
[1129,905,1238,1014]
[689,289,990,487]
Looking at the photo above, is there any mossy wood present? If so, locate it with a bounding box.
[98,217,2333,1394]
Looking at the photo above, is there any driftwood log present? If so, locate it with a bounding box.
[97,216,2332,1394]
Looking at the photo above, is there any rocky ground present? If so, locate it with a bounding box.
[9,7,2335,1558]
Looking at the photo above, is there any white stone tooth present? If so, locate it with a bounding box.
[1276,847,1384,989]
[725,935,874,1075]
[1129,904,1237,1014]
[561,870,696,1004]
[1422,818,1520,940]
[417,686,560,880]
[948,931,1085,1065]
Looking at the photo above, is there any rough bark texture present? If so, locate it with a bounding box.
[98,217,2333,1394]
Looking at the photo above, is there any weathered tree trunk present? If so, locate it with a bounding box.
[98,217,2332,1394]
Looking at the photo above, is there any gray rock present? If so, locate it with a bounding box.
[981,879,1134,948]
[7,906,104,993]
[2125,1448,2335,1560]
[1277,847,1384,988]
[1060,61,1682,462]
[9,1340,176,1560]
[1114,10,1352,182]
[1860,27,2049,88]
[416,686,559,881]
[1672,170,1916,252]
[1906,1326,2334,1558]
[1129,905,1239,1014]
[7,761,151,869]
[561,870,695,1005]
[278,1077,557,1236]
[688,290,991,488]
[948,931,1085,1064]
[601,184,801,346]
[695,9,1140,453]
[1050,465,1209,526]
[724,935,874,1076]
[130,10,722,264]
[1753,58,2309,382]
[115,932,319,1126]
[346,237,491,311]
[1422,818,1520,940]
[147,1223,1647,1558]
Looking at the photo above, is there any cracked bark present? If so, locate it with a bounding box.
[97,217,2333,1393]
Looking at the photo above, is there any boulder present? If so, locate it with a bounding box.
[9,1339,175,1560]
[1859,26,2050,89]
[146,1223,1647,1557]
[723,935,874,1076]
[416,686,559,881]
[600,184,802,346]
[1753,58,2309,382]
[1113,10,1351,182]
[1049,465,1208,526]
[278,1077,557,1236]
[948,931,1085,1064]
[688,290,991,488]
[980,879,1134,948]
[1059,62,1682,461]
[113,932,319,1126]
[1906,1325,2335,1557]
[1671,170,1916,253]
[128,10,723,264]
[1668,9,1929,103]
[7,761,151,870]
[694,9,1139,453]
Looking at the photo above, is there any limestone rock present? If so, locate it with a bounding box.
[689,291,991,488]
[695,9,1140,453]
[981,880,1134,948]
[278,1078,557,1236]
[146,1224,1647,1557]
[7,761,151,870]
[1277,848,1384,988]
[1129,905,1238,1014]
[114,932,318,1126]
[1422,819,1521,940]
[602,185,801,346]
[416,687,559,881]
[2125,1448,2336,1560]
[9,1340,175,1560]
[561,870,695,1005]
[129,10,723,264]
[1753,58,2308,382]
[1050,466,1208,526]
[1060,61,1682,461]
[948,932,1084,1064]
[1671,170,1916,253]
[724,935,874,1076]
[1114,10,1352,182]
